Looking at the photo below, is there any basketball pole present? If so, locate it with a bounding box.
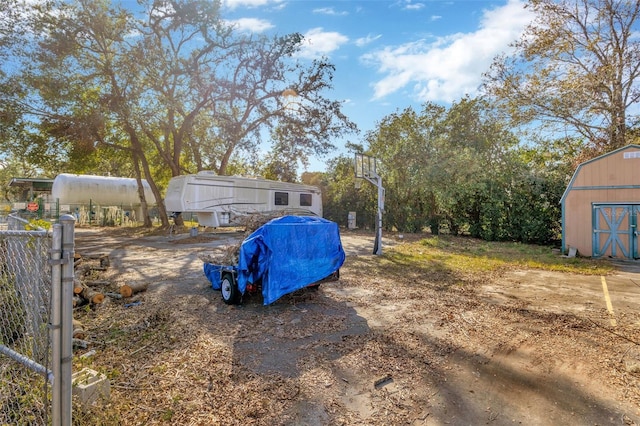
[371,172,384,255]
[355,153,385,255]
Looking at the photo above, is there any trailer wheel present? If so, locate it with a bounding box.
[221,272,240,305]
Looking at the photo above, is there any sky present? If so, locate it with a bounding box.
[120,0,535,171]
[217,0,535,171]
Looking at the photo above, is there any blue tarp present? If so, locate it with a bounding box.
[203,263,223,290]
[237,216,345,305]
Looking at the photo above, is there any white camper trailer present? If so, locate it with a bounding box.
[164,172,323,227]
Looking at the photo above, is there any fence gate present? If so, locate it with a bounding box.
[592,203,640,259]
[0,214,75,425]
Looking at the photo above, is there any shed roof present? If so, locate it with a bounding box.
[9,177,54,193]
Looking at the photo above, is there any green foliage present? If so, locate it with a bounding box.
[254,139,301,183]
[2,0,356,228]
[483,0,640,150]
[322,155,376,229]
[331,96,571,245]
[365,105,445,232]
[24,219,51,231]
[504,173,560,244]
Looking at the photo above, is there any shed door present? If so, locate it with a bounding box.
[635,205,640,259]
[592,204,639,259]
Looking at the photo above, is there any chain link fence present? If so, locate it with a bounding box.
[0,214,75,425]
[6,200,160,228]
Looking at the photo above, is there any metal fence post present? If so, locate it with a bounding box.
[60,214,75,426]
[50,222,63,425]
[1,214,59,424]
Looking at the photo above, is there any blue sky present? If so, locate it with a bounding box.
[218,0,534,170]
[112,0,534,171]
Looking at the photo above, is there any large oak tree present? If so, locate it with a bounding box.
[3,0,356,226]
[484,0,640,151]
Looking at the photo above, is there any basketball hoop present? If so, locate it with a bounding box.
[354,153,385,255]
[355,153,377,178]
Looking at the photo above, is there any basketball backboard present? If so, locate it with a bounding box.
[355,153,377,179]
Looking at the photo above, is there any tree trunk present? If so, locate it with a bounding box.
[72,319,86,339]
[120,282,149,298]
[126,125,157,227]
[80,284,105,304]
[132,150,153,227]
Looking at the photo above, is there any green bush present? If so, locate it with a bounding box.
[24,219,51,231]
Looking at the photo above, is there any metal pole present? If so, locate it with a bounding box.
[373,175,384,255]
[50,222,63,425]
[0,345,53,383]
[355,153,385,256]
[60,214,75,426]
[365,173,385,255]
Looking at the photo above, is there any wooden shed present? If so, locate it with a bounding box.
[561,144,640,258]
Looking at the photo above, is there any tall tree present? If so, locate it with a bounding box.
[484,0,640,151]
[358,96,565,242]
[14,0,355,227]
[436,97,518,237]
[0,1,43,170]
[365,105,443,232]
[322,153,377,229]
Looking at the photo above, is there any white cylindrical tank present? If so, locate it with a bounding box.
[52,174,155,206]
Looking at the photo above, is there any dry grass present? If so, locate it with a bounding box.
[394,235,614,275]
[67,229,639,425]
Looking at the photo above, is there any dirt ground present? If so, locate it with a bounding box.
[72,226,640,425]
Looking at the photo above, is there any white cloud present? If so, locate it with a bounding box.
[362,0,533,103]
[403,2,425,11]
[355,33,382,47]
[430,15,442,21]
[222,0,284,10]
[313,7,348,16]
[296,27,349,59]
[225,17,274,33]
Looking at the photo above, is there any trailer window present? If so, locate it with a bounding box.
[274,192,289,206]
[300,193,312,207]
